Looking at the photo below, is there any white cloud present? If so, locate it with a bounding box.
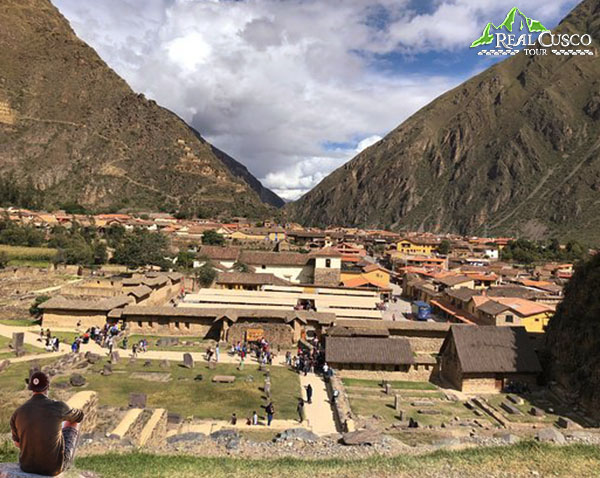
[51,0,578,200]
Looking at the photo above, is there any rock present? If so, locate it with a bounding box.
[210,429,240,442]
[208,361,216,370]
[0,462,87,477]
[182,353,194,369]
[143,360,152,367]
[75,362,89,370]
[507,394,524,405]
[129,393,147,408]
[166,432,206,444]
[69,374,86,387]
[342,429,382,446]
[417,409,441,415]
[0,360,10,373]
[274,428,319,443]
[530,407,545,417]
[394,395,401,412]
[159,360,170,369]
[408,418,419,428]
[433,437,461,447]
[411,400,434,407]
[225,438,240,450]
[101,364,112,376]
[495,433,520,444]
[109,352,120,363]
[557,417,577,429]
[536,428,566,444]
[85,353,101,364]
[194,374,203,381]
[167,413,182,424]
[500,402,522,415]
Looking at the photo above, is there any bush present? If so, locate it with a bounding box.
[195,262,217,287]
[202,229,225,246]
[29,295,50,317]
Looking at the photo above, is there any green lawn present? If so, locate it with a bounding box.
[0,244,57,267]
[2,442,600,478]
[0,318,40,327]
[349,395,484,428]
[51,359,301,421]
[485,394,570,424]
[341,378,437,390]
[0,335,42,359]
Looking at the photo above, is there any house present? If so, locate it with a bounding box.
[238,250,313,283]
[231,227,286,242]
[194,246,241,269]
[396,237,440,256]
[325,336,414,371]
[433,275,475,292]
[439,325,542,393]
[474,297,555,333]
[215,272,292,290]
[341,263,391,289]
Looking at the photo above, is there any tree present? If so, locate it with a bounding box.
[29,295,50,317]
[177,251,196,270]
[232,260,249,273]
[202,229,225,246]
[195,262,217,287]
[437,239,451,255]
[112,228,170,268]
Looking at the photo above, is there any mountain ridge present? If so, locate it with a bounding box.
[0,0,282,216]
[288,0,600,243]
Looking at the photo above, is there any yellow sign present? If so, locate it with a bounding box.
[246,328,264,342]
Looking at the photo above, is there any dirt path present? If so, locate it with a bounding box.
[299,373,338,436]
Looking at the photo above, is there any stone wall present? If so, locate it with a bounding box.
[337,364,435,382]
[0,99,15,125]
[139,409,168,447]
[126,317,219,338]
[227,322,294,346]
[42,311,108,329]
[314,268,341,287]
[66,391,98,434]
[327,375,354,432]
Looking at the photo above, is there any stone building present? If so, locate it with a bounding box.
[439,325,542,393]
[325,336,414,371]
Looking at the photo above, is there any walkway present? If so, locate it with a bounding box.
[299,373,338,436]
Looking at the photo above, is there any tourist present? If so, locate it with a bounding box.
[231,413,237,425]
[297,399,305,423]
[215,344,220,362]
[305,384,313,404]
[285,351,291,366]
[53,337,60,352]
[332,389,339,404]
[10,371,84,476]
[132,343,138,358]
[265,402,275,426]
[322,362,329,376]
[252,411,258,426]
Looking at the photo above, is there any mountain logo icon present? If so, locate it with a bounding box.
[471,7,549,48]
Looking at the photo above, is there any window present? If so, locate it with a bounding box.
[137,321,142,328]
[505,314,514,323]
[261,265,266,269]
[175,321,180,328]
[325,258,331,268]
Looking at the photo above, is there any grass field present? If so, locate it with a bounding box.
[0,335,42,359]
[0,318,40,327]
[50,359,301,421]
[0,244,57,267]
[341,378,437,390]
[2,442,599,477]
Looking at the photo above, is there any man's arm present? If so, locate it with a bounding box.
[60,403,85,424]
[10,411,20,448]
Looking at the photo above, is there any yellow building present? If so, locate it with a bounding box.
[396,237,439,256]
[475,298,554,333]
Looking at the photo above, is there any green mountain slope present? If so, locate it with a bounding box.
[287,0,600,243]
[0,0,282,215]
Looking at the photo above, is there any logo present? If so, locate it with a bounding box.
[470,7,594,57]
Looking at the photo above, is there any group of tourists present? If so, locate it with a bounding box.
[39,329,61,352]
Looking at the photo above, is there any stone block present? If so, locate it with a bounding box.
[500,402,522,415]
[557,417,577,429]
[212,375,235,383]
[529,406,545,417]
[182,353,194,369]
[109,351,120,363]
[69,374,86,387]
[536,428,566,444]
[507,394,524,405]
[129,393,147,408]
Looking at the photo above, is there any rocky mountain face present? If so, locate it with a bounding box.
[544,254,600,420]
[288,0,600,242]
[0,0,282,216]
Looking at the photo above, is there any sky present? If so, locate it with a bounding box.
[51,0,579,201]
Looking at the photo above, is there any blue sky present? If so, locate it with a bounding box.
[52,0,580,200]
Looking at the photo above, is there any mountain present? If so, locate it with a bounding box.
[288,0,600,243]
[544,254,600,420]
[471,7,549,48]
[0,0,282,216]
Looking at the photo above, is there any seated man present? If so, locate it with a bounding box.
[10,371,85,477]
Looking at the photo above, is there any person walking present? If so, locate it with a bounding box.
[305,383,313,404]
[297,399,305,423]
[265,402,275,426]
[252,411,258,426]
[10,372,85,476]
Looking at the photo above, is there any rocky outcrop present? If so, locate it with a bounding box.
[288,0,600,241]
[544,254,600,421]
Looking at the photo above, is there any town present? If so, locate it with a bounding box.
[0,206,597,461]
